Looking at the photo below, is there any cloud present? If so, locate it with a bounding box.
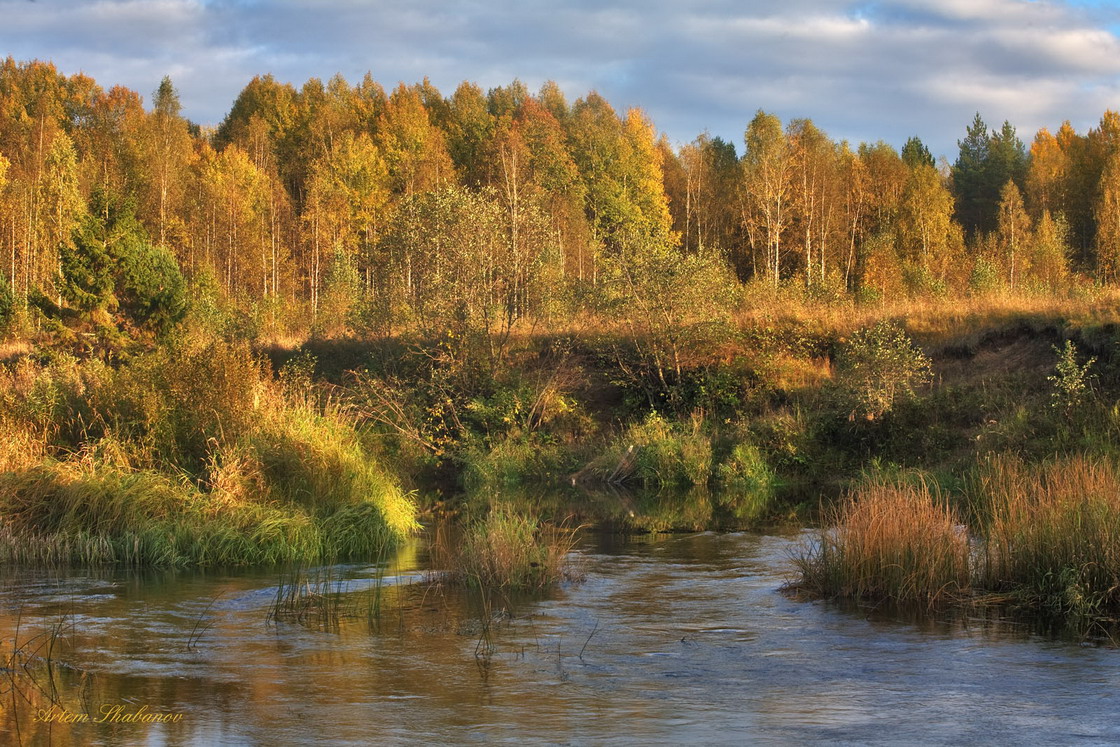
[2,0,1120,158]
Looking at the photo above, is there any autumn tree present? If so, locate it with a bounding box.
[509,98,588,281]
[1029,210,1070,290]
[378,84,455,197]
[838,142,869,288]
[198,144,270,299]
[740,110,791,284]
[303,131,390,313]
[996,180,1031,290]
[897,164,955,282]
[1026,126,1069,218]
[446,82,495,186]
[139,77,194,250]
[673,133,738,261]
[1095,149,1120,282]
[787,118,839,286]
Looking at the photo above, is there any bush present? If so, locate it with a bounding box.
[1047,340,1095,413]
[717,442,774,495]
[833,321,932,420]
[626,413,713,486]
[0,274,14,335]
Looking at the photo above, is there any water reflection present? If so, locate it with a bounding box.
[2,531,1119,745]
[455,482,785,533]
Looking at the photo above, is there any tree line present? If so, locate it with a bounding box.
[1,57,1118,340]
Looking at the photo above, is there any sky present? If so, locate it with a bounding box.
[4,0,1120,160]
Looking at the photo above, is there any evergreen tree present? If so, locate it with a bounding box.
[901,136,934,169]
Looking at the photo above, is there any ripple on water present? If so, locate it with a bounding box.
[1,532,1119,745]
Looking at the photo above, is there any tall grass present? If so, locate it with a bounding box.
[974,455,1120,617]
[435,507,581,590]
[0,341,418,567]
[793,455,1120,621]
[792,476,971,606]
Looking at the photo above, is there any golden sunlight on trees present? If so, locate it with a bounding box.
[741,110,791,286]
[997,180,1031,290]
[5,61,1120,348]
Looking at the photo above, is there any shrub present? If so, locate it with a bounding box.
[1047,340,1095,413]
[625,413,713,486]
[833,321,932,420]
[717,442,774,495]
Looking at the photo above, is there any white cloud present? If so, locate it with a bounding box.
[2,0,1120,157]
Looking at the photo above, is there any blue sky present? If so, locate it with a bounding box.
[3,0,1120,159]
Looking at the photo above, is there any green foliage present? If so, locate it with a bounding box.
[316,246,361,338]
[598,237,737,411]
[0,274,14,335]
[833,321,933,420]
[114,236,187,335]
[52,191,186,336]
[901,136,934,169]
[601,412,713,487]
[0,342,418,565]
[717,442,774,495]
[952,114,1026,237]
[1047,340,1095,412]
[968,255,1000,295]
[438,506,578,589]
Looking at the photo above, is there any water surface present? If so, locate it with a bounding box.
[1,531,1117,745]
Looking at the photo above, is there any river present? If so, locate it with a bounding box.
[2,529,1118,745]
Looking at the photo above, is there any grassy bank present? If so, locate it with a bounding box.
[6,285,1120,562]
[275,289,1120,532]
[0,340,418,566]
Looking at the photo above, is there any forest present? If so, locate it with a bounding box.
[1,58,1117,340]
[3,58,1120,618]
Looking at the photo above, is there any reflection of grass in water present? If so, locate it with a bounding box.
[456,482,784,535]
[266,563,390,631]
[3,610,95,742]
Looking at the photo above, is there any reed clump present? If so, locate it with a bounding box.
[974,455,1120,617]
[438,508,581,590]
[793,455,1120,621]
[792,476,971,606]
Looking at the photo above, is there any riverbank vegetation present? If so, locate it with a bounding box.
[4,60,1120,590]
[793,455,1120,622]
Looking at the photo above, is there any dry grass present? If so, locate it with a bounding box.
[792,476,971,606]
[974,455,1120,616]
[732,286,1120,343]
[793,454,1120,619]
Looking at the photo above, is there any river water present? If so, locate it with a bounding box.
[2,530,1118,745]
